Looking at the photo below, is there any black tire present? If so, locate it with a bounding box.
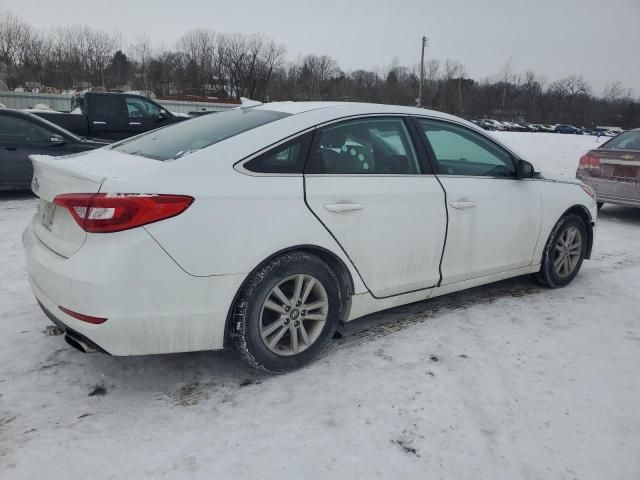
[233,251,343,373]
[535,213,588,288]
[597,202,604,210]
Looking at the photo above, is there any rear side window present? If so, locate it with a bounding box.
[305,117,420,174]
[90,95,126,118]
[113,108,290,161]
[243,132,312,174]
[601,130,640,150]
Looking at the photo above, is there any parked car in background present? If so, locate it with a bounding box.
[593,128,619,137]
[473,119,498,131]
[0,109,108,190]
[23,102,597,372]
[478,118,505,130]
[596,126,624,135]
[31,91,189,141]
[502,121,528,132]
[555,124,580,134]
[577,128,640,209]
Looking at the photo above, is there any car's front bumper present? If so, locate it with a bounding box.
[23,219,245,355]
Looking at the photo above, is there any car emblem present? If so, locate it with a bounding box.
[32,177,39,192]
[621,154,635,160]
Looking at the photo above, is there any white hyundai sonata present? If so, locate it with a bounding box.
[23,102,597,372]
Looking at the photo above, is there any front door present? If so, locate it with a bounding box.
[125,95,166,135]
[304,116,447,298]
[415,117,542,284]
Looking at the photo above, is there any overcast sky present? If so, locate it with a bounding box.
[3,0,639,95]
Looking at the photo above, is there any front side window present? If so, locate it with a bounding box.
[0,114,53,145]
[305,117,420,174]
[126,96,161,118]
[243,133,312,174]
[601,130,640,150]
[113,108,290,161]
[418,119,515,177]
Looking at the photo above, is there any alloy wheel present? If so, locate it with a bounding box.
[259,274,329,356]
[553,226,582,277]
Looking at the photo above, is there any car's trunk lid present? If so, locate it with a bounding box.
[30,154,105,257]
[591,149,640,182]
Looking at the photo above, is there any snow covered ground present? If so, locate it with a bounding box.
[1,133,639,479]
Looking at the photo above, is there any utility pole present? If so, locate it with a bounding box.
[417,36,428,107]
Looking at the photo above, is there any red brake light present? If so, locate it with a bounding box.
[578,153,600,170]
[53,193,194,233]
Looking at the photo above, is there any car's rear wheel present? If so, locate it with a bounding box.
[233,252,343,372]
[536,213,588,288]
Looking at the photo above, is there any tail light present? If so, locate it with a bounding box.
[53,193,194,233]
[578,153,601,172]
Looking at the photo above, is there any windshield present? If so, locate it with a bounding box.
[112,108,290,160]
[601,130,640,150]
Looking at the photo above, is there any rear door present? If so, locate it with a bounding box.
[30,156,103,257]
[304,116,447,298]
[415,117,542,284]
[86,94,129,140]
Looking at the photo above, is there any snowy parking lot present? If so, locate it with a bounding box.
[1,132,639,479]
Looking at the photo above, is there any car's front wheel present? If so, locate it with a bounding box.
[233,252,343,372]
[536,213,588,288]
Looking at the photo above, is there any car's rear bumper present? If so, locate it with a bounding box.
[23,219,245,355]
[577,175,640,207]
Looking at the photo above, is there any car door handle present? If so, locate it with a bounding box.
[449,200,477,209]
[4,146,17,151]
[129,122,141,126]
[93,121,107,125]
[324,202,364,213]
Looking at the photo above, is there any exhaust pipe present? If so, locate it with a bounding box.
[64,334,97,353]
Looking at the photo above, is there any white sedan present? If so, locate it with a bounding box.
[23,102,597,372]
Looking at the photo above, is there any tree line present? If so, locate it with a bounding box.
[0,11,637,128]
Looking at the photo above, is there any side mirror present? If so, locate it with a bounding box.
[154,112,168,123]
[516,159,535,179]
[49,135,66,146]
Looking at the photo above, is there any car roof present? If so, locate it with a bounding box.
[173,101,527,172]
[254,101,469,124]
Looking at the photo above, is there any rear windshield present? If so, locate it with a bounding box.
[112,108,290,161]
[601,130,640,150]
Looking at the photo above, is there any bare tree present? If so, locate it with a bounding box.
[130,33,152,91]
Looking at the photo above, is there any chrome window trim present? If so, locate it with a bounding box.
[235,113,422,177]
[234,112,531,178]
